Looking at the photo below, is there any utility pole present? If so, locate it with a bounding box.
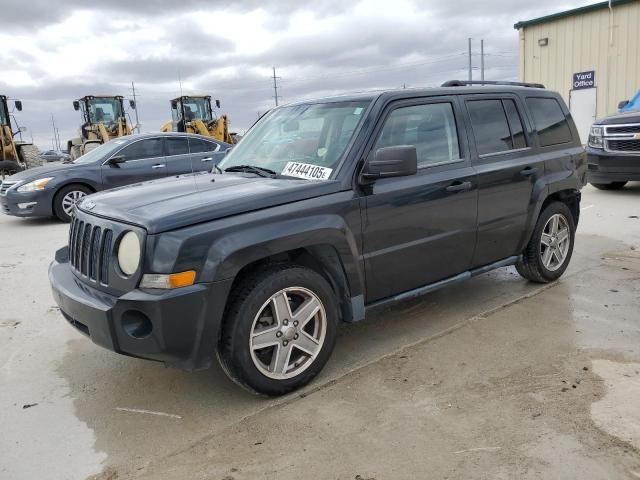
[481,39,485,81]
[272,67,280,106]
[130,81,141,133]
[468,38,473,81]
[50,114,61,151]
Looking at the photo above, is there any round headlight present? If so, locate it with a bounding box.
[118,231,141,276]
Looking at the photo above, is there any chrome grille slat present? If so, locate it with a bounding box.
[89,226,101,280]
[81,224,92,276]
[604,124,640,135]
[100,230,112,285]
[74,221,84,269]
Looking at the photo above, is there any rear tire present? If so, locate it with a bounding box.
[591,181,627,190]
[53,184,92,222]
[0,160,23,180]
[516,202,575,283]
[218,265,338,396]
[17,144,43,169]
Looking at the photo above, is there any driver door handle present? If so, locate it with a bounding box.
[520,166,538,177]
[201,157,213,162]
[446,181,472,192]
[151,164,166,169]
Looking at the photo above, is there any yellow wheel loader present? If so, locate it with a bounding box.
[0,95,42,179]
[160,96,237,144]
[67,95,135,160]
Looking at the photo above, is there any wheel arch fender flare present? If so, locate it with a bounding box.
[202,214,365,317]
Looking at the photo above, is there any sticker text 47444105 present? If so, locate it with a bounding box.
[282,162,333,180]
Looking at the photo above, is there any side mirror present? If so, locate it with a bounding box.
[171,100,178,109]
[618,100,630,109]
[361,145,418,182]
[73,101,80,111]
[14,100,22,111]
[129,100,136,109]
[108,155,126,166]
[224,146,233,155]
[215,99,221,108]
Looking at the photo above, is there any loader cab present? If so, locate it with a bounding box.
[171,96,214,131]
[74,96,125,126]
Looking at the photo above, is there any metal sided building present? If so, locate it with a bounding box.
[515,0,640,142]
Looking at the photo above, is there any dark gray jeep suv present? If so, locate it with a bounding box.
[49,81,586,395]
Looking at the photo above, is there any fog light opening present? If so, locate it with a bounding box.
[121,310,153,339]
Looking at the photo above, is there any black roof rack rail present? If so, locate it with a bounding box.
[442,80,545,89]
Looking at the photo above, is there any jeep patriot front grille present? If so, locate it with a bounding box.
[69,216,113,285]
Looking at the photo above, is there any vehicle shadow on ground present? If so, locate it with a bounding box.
[53,235,619,479]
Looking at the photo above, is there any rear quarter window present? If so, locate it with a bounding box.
[526,97,573,147]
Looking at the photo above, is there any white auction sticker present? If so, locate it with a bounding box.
[282,162,333,180]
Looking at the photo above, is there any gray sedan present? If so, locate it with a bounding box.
[0,132,229,222]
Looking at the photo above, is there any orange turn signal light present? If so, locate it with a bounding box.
[168,270,196,288]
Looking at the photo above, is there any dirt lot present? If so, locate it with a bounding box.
[1,184,639,480]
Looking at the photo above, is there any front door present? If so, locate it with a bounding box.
[463,95,543,268]
[362,97,478,302]
[101,137,168,189]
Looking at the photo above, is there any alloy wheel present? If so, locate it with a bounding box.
[539,213,570,272]
[249,287,327,380]
[61,190,87,216]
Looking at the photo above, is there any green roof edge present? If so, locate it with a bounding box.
[514,0,637,29]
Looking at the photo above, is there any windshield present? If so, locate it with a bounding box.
[179,98,212,122]
[72,138,129,164]
[218,100,370,179]
[87,98,123,125]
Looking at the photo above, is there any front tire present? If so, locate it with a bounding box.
[17,144,43,169]
[53,184,92,222]
[591,181,627,190]
[219,265,338,396]
[516,202,576,283]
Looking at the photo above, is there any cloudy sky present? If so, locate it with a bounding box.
[2,0,594,150]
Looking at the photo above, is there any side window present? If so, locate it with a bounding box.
[467,99,513,155]
[119,138,163,161]
[374,102,461,168]
[188,138,218,153]
[503,100,527,149]
[526,97,572,147]
[165,137,189,156]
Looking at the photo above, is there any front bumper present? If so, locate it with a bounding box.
[49,247,233,370]
[587,148,640,183]
[0,188,54,217]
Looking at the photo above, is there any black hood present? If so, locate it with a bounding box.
[79,173,343,234]
[4,162,78,183]
[594,110,640,125]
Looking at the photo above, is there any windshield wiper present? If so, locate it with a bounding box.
[224,165,276,178]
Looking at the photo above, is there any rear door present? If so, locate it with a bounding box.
[362,96,478,302]
[187,137,225,173]
[164,136,193,175]
[100,137,168,188]
[463,94,544,267]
